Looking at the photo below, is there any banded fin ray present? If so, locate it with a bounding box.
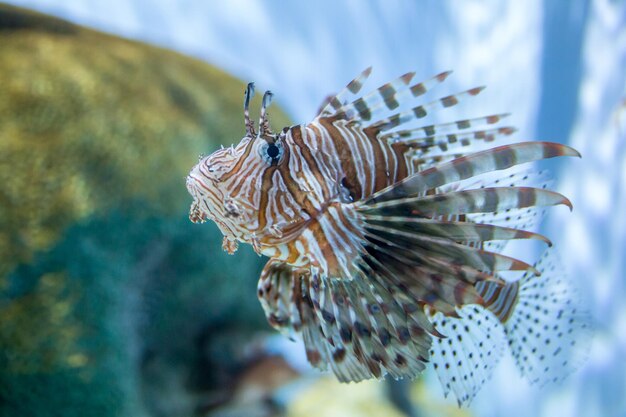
[358,223,513,317]
[332,71,416,121]
[464,169,554,252]
[360,243,483,315]
[382,113,511,141]
[362,187,571,217]
[364,142,580,204]
[392,116,516,170]
[360,222,538,276]
[360,215,551,246]
[356,255,452,335]
[348,267,432,379]
[318,67,373,117]
[370,86,486,132]
[401,126,518,164]
[333,71,453,123]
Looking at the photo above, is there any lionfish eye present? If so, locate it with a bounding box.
[260,140,284,166]
[267,144,279,158]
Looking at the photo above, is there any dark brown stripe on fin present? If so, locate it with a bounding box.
[380,83,400,109]
[436,70,453,82]
[441,95,459,107]
[354,99,372,120]
[347,67,371,93]
[457,120,471,129]
[414,106,427,118]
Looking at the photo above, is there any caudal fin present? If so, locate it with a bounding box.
[429,248,592,406]
[499,248,592,386]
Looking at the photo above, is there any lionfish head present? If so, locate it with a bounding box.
[186,83,287,246]
[186,143,248,229]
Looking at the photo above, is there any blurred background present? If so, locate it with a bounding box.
[0,1,624,416]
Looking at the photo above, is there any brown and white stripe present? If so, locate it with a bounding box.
[186,68,582,396]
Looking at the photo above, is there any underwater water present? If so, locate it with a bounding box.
[2,1,624,416]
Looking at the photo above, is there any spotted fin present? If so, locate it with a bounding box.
[428,248,591,406]
[462,167,554,194]
[501,248,592,386]
[429,304,506,406]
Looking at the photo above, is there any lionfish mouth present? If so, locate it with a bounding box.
[186,174,209,224]
[189,200,207,224]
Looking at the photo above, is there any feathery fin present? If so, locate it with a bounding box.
[500,248,592,386]
[429,304,506,406]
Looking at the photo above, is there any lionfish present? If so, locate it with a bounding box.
[186,68,590,405]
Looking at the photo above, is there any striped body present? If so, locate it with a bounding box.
[186,69,590,406]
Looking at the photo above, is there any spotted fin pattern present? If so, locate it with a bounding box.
[428,248,591,406]
[430,304,506,406]
[502,249,592,386]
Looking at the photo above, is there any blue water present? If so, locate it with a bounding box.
[7,0,625,416]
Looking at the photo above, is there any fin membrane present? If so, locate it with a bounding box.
[257,259,434,383]
[429,304,506,406]
[502,248,592,386]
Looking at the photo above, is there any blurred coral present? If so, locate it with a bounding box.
[0,4,288,278]
[0,4,290,417]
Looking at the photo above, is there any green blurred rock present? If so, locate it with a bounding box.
[0,4,290,417]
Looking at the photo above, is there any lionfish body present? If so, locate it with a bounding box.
[186,69,590,405]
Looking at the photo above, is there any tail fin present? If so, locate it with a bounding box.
[429,248,591,406]
[494,248,592,386]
